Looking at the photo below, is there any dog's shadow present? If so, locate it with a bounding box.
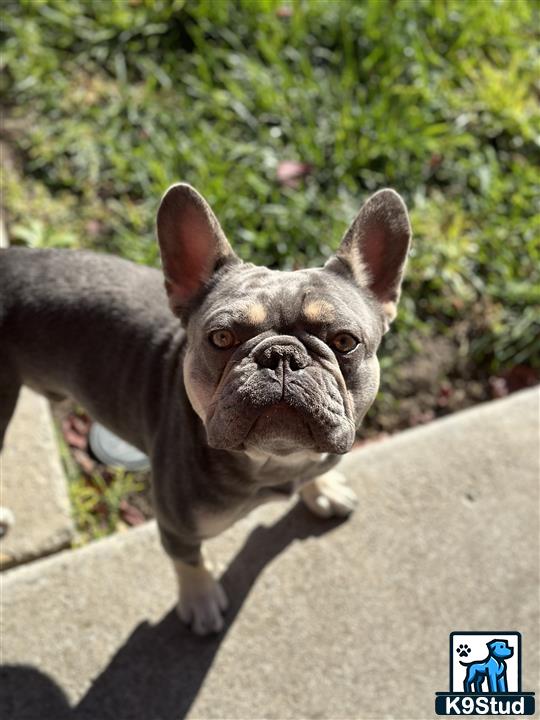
[1,502,345,720]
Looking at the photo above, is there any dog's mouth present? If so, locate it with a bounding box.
[242,402,315,454]
[207,395,354,455]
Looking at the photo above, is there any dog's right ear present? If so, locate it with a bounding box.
[156,183,238,317]
[324,189,411,332]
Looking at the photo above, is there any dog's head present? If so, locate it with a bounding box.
[488,640,514,660]
[157,183,411,455]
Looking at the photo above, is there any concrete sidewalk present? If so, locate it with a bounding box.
[1,388,539,719]
[0,388,74,569]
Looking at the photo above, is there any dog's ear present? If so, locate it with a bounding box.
[325,189,411,331]
[157,183,239,317]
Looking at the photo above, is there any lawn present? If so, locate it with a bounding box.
[2,0,539,535]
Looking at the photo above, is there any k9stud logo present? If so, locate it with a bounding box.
[435,632,535,715]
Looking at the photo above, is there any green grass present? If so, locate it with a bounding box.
[3,0,539,428]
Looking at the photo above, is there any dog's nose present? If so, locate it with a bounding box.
[254,342,309,371]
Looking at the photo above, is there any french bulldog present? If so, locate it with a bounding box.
[0,184,411,634]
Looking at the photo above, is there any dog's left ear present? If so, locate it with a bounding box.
[157,183,239,317]
[326,189,411,331]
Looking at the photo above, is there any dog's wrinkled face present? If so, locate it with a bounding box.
[183,266,381,454]
[157,184,411,455]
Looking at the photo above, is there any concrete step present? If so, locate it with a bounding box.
[0,388,74,569]
[1,388,538,719]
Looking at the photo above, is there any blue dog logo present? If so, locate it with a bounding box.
[459,639,513,693]
[435,631,536,716]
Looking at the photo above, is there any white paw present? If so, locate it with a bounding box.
[300,471,358,518]
[175,561,229,635]
[0,506,15,537]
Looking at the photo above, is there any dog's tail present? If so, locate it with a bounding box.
[459,661,470,666]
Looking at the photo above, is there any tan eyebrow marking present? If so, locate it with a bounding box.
[243,302,267,325]
[303,299,335,322]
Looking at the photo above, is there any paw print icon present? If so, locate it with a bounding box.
[456,643,471,658]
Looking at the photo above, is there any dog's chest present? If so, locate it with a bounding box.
[195,450,328,540]
[244,449,328,482]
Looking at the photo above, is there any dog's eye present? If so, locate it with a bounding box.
[330,333,358,354]
[209,329,237,349]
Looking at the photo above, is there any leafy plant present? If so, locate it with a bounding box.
[68,469,145,545]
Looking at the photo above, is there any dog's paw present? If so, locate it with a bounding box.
[0,507,15,538]
[175,561,229,636]
[457,643,471,657]
[300,471,357,518]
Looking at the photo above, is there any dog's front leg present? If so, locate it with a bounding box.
[300,469,358,518]
[174,551,228,636]
[486,668,500,693]
[156,522,228,636]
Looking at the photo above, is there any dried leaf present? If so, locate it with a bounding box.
[62,418,88,450]
[119,499,146,526]
[276,161,313,188]
[72,448,97,475]
[276,5,293,18]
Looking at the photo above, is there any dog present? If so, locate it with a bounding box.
[0,183,411,634]
[461,640,514,693]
